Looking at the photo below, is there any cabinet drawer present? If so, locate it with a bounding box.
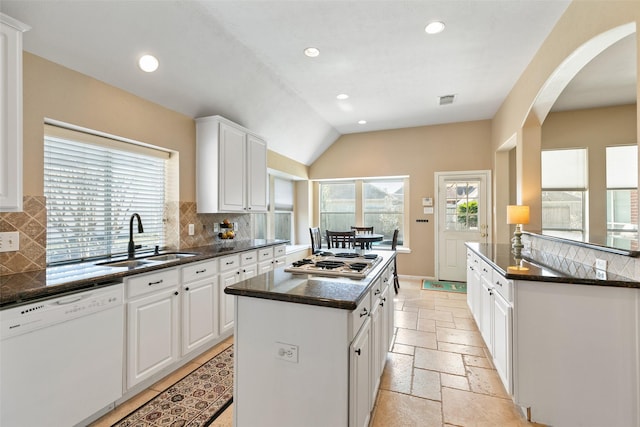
[479,259,492,278]
[127,268,179,299]
[273,245,286,258]
[182,260,217,283]
[351,291,371,339]
[258,247,273,261]
[370,278,383,307]
[219,254,240,272]
[241,250,257,266]
[492,270,513,303]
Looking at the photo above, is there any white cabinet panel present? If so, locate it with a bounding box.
[196,115,267,213]
[0,14,29,212]
[349,318,371,427]
[127,287,179,388]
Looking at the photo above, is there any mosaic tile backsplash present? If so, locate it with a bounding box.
[1,197,252,276]
[0,196,47,275]
[523,233,640,281]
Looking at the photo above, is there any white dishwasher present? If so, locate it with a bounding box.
[1,283,124,427]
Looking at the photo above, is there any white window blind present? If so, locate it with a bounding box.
[44,128,167,264]
[606,145,638,189]
[274,177,294,211]
[542,149,587,189]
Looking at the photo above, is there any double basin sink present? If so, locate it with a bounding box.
[98,252,197,269]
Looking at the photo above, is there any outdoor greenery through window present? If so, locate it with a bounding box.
[606,145,638,249]
[320,178,406,247]
[444,180,479,231]
[44,125,168,264]
[541,148,587,240]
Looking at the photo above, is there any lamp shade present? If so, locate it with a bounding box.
[506,205,530,225]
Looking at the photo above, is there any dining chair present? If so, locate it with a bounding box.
[309,227,322,254]
[350,226,374,249]
[326,230,356,249]
[391,229,400,294]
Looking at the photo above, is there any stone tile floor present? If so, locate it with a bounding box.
[93,277,540,427]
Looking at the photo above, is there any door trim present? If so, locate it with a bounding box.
[434,170,492,281]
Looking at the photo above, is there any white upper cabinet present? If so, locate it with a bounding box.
[196,115,267,213]
[0,14,30,212]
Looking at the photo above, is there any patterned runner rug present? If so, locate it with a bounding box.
[422,280,467,293]
[112,344,233,427]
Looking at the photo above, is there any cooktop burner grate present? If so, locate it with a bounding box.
[349,262,368,272]
[315,260,346,269]
[334,253,359,258]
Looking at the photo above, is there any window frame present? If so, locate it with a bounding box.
[44,124,170,265]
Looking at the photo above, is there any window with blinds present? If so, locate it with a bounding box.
[541,148,587,240]
[44,125,168,265]
[273,177,294,241]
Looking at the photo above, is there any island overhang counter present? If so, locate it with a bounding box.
[224,250,396,427]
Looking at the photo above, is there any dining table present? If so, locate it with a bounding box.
[354,233,384,248]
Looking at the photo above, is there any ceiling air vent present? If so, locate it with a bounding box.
[439,94,455,105]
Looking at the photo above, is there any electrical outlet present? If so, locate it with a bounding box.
[0,232,20,253]
[213,223,220,233]
[595,258,607,271]
[188,224,195,236]
[275,342,298,363]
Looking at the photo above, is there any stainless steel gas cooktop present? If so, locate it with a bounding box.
[284,252,382,279]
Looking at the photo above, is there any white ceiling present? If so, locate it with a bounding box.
[2,1,636,166]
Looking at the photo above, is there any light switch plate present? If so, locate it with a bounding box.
[0,231,20,252]
[188,224,195,236]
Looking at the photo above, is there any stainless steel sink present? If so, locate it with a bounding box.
[145,253,196,262]
[100,259,155,268]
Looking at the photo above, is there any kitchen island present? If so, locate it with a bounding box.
[466,242,639,427]
[224,250,396,427]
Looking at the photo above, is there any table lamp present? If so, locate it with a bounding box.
[507,205,529,257]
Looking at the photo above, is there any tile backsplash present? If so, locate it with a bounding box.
[1,197,253,276]
[523,233,640,280]
[0,196,47,275]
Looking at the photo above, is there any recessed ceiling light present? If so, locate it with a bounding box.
[138,54,159,72]
[337,94,349,100]
[425,21,445,34]
[358,120,367,125]
[304,47,320,57]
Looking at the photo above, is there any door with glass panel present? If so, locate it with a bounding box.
[436,171,491,282]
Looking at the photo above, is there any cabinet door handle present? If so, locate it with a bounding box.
[196,269,206,274]
[374,289,381,295]
[226,261,234,265]
[148,279,163,286]
[495,281,502,286]
[355,348,361,355]
[174,291,179,296]
[360,307,369,317]
[185,287,190,291]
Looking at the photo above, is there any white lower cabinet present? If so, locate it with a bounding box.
[350,317,372,427]
[492,289,512,394]
[181,260,219,356]
[219,253,241,335]
[466,250,513,395]
[126,268,180,389]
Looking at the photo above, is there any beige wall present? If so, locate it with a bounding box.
[310,120,492,277]
[23,52,197,200]
[542,104,637,241]
[491,1,640,243]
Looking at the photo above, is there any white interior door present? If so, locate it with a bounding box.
[436,171,491,282]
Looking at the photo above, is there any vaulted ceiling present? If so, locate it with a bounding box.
[2,1,636,165]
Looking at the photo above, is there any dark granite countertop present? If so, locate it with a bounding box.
[224,250,396,310]
[0,239,288,308]
[465,242,640,289]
